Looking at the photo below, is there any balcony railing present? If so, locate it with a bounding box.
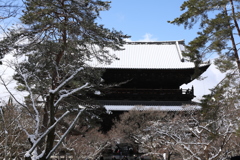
[101,87,194,101]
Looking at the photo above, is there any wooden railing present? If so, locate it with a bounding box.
[104,88,193,95]
[100,87,194,101]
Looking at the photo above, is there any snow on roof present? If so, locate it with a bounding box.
[89,40,209,69]
[105,104,201,112]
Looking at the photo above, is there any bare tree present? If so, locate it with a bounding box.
[111,108,181,160]
[147,72,240,160]
[63,129,110,160]
[0,0,21,20]
[111,85,240,160]
[0,97,30,159]
[0,0,23,64]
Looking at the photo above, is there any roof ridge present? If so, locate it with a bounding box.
[126,40,185,45]
[176,41,184,62]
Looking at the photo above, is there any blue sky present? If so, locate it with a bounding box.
[97,0,225,101]
[98,0,197,43]
[0,0,225,102]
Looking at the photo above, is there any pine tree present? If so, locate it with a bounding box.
[170,2,240,158]
[0,0,129,159]
[169,0,240,73]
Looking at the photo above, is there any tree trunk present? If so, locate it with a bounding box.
[229,0,240,36]
[40,94,56,160]
[25,157,31,160]
[224,5,240,72]
[167,153,171,160]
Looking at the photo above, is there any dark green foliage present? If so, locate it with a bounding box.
[169,0,240,74]
[1,0,130,107]
[201,70,240,121]
[0,0,129,159]
[170,4,240,157]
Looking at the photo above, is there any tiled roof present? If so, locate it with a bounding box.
[89,40,210,69]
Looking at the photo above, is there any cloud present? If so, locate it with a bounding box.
[124,33,158,42]
[124,38,132,42]
[181,64,225,102]
[138,33,158,42]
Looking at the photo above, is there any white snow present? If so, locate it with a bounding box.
[87,41,210,69]
[94,91,101,95]
[105,105,201,111]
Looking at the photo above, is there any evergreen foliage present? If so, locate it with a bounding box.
[0,0,129,159]
[169,0,240,73]
[170,2,240,157]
